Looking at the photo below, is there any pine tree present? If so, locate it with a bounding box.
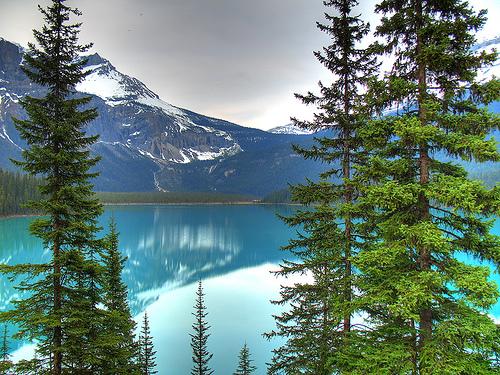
[0,0,104,373]
[265,0,377,373]
[355,0,500,372]
[138,311,157,375]
[0,326,11,375]
[190,280,214,375]
[101,219,139,374]
[233,343,256,375]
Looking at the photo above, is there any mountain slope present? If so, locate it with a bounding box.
[0,36,498,195]
[0,38,324,196]
[268,123,313,135]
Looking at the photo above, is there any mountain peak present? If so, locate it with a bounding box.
[83,52,110,68]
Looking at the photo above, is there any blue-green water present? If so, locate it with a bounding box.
[0,205,499,374]
[0,205,297,374]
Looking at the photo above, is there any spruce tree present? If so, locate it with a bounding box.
[356,0,500,372]
[101,219,139,374]
[0,326,11,375]
[190,280,214,375]
[0,0,104,373]
[138,312,157,375]
[233,343,256,375]
[266,0,377,373]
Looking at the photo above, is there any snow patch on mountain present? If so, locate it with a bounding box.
[77,54,158,106]
[136,96,185,118]
[77,64,128,100]
[185,143,243,161]
[0,125,22,149]
[268,124,313,135]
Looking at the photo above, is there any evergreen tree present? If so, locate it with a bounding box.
[0,326,11,375]
[101,219,139,374]
[0,0,104,373]
[356,0,500,372]
[233,343,256,375]
[190,280,214,375]
[138,312,157,375]
[266,0,377,373]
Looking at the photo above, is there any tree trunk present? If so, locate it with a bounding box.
[341,2,352,335]
[53,230,62,375]
[415,0,432,350]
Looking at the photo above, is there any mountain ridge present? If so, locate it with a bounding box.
[0,37,325,196]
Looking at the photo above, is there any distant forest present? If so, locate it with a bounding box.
[0,169,42,216]
[261,188,292,204]
[96,191,255,204]
[1,168,497,216]
[0,180,255,216]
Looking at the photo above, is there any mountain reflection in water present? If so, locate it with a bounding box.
[0,205,296,349]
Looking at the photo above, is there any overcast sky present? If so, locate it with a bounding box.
[0,0,498,130]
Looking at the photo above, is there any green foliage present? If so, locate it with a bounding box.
[233,343,256,375]
[0,326,12,375]
[101,219,139,374]
[261,188,292,204]
[0,0,118,373]
[266,0,378,373]
[138,312,157,375]
[355,0,500,372]
[0,169,42,216]
[96,191,254,204]
[190,281,214,375]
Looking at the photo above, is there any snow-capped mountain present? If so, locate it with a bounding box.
[1,35,498,195]
[0,38,325,195]
[75,53,243,165]
[268,123,313,135]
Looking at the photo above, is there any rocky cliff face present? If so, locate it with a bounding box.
[0,38,324,195]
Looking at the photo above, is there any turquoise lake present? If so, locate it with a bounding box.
[0,204,499,374]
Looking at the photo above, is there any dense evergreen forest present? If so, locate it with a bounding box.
[0,185,254,217]
[261,188,292,204]
[0,169,41,216]
[96,191,254,205]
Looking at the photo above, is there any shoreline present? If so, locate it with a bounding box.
[0,202,297,219]
[0,213,40,219]
[101,202,297,206]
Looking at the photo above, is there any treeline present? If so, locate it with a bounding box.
[0,169,42,216]
[97,191,255,204]
[261,188,292,204]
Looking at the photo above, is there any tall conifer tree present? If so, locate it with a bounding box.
[138,312,157,375]
[0,326,11,374]
[356,0,500,372]
[190,281,214,375]
[266,0,377,373]
[0,0,103,373]
[101,219,139,374]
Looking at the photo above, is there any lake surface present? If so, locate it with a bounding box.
[1,205,499,374]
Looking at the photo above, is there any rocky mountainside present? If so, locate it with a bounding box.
[0,38,325,196]
[1,36,498,195]
[268,123,313,135]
